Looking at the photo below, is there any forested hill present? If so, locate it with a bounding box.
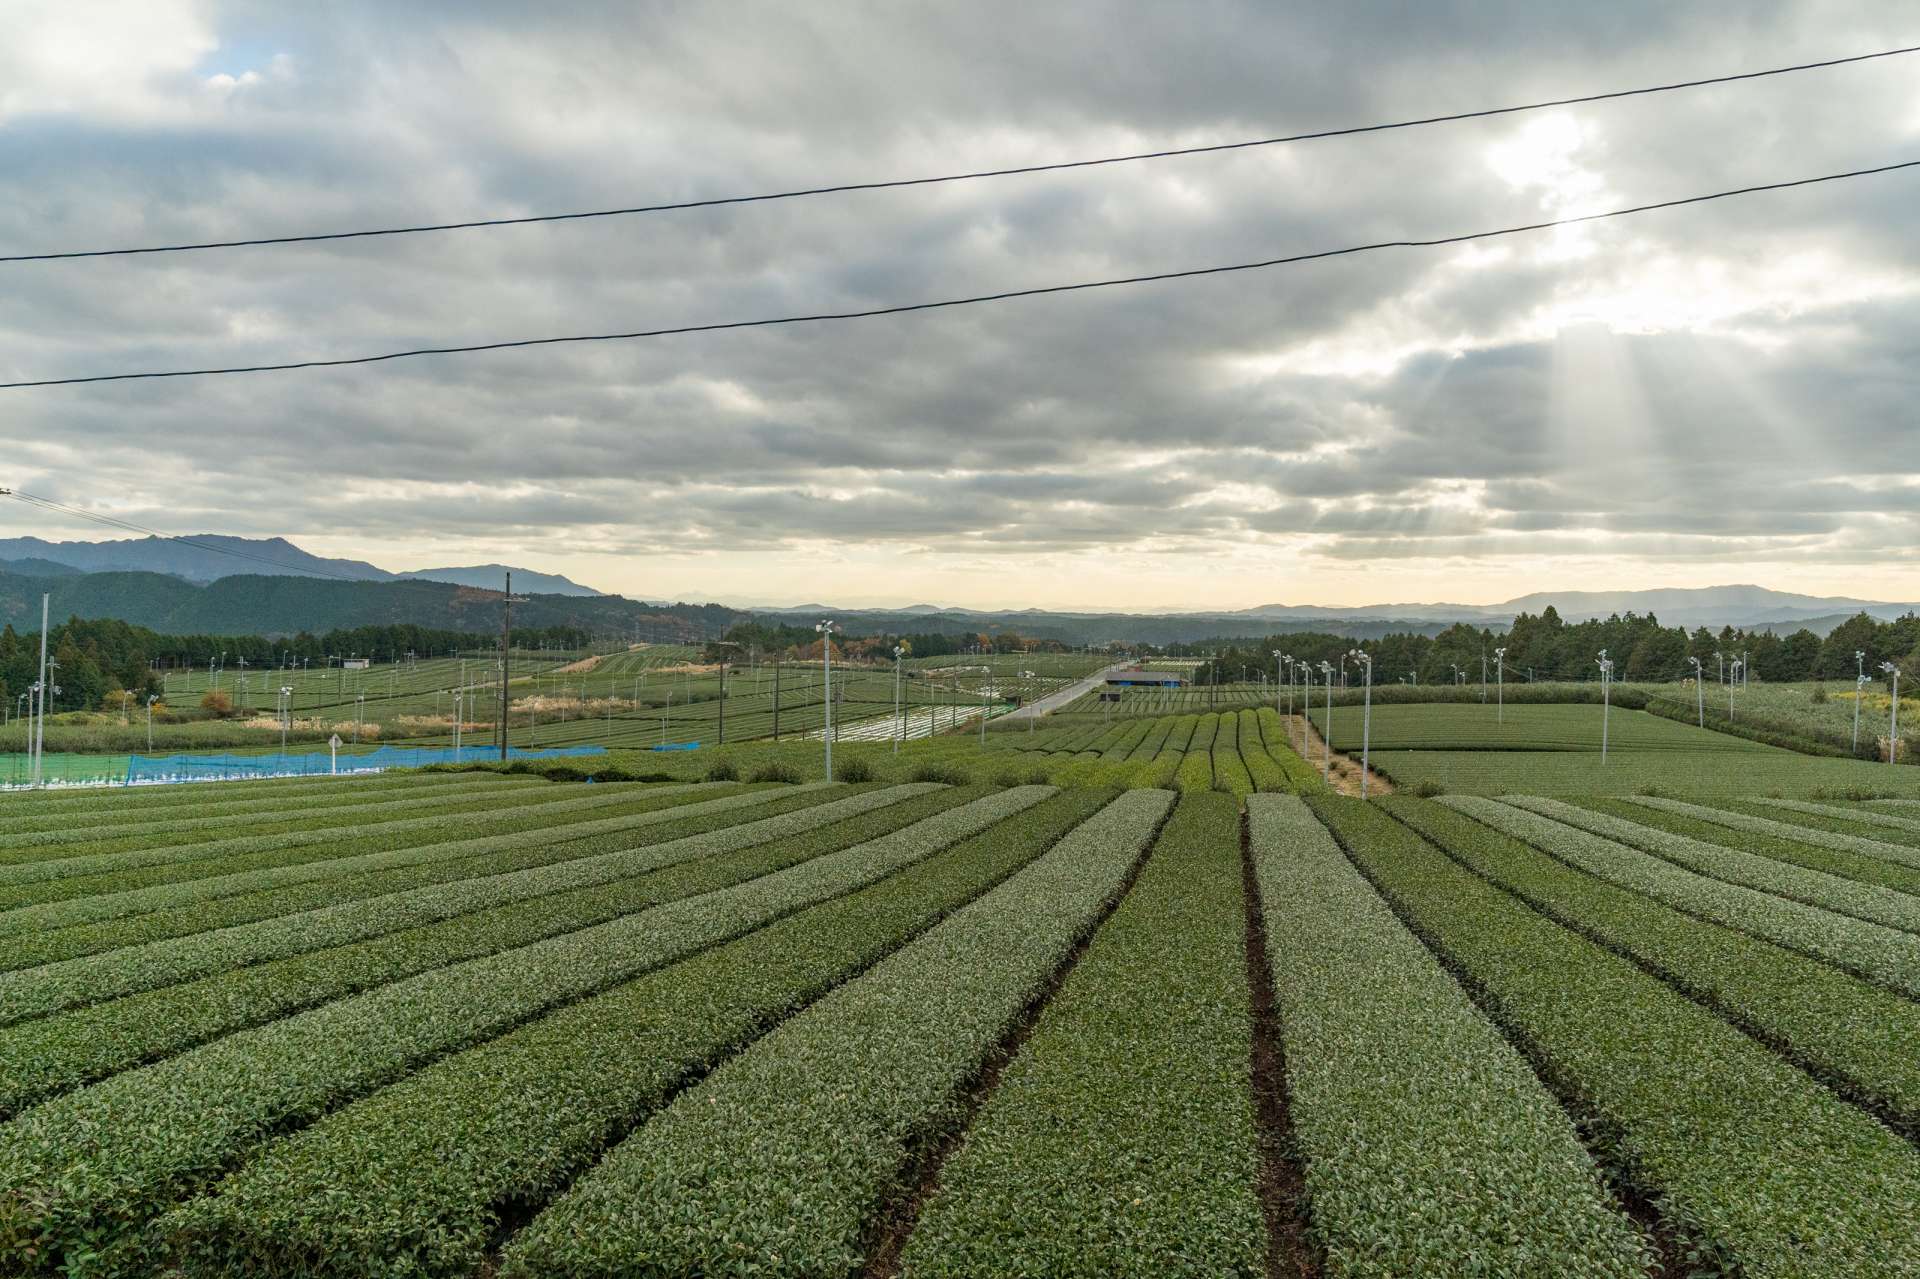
[0,569,736,641]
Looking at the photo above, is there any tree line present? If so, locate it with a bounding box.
[1188,608,1920,688]
[0,617,596,714]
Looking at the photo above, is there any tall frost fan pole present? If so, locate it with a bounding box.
[1597,650,1611,763]
[1881,662,1901,766]
[1318,660,1334,783]
[31,593,48,789]
[498,571,512,761]
[815,620,836,781]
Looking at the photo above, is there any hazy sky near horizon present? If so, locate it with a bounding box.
[2,1,1918,610]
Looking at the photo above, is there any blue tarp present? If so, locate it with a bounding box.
[124,744,605,786]
[648,742,703,751]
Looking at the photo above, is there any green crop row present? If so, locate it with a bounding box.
[1386,798,1920,1134]
[1570,797,1920,896]
[159,788,1115,1279]
[0,786,1057,1278]
[1210,716,1255,799]
[1445,798,1920,997]
[1313,795,1920,1277]
[1629,795,1920,868]
[0,775,536,857]
[1255,708,1329,792]
[0,786,909,1027]
[0,784,681,911]
[1255,795,1646,1278]
[1506,797,1920,936]
[1173,713,1217,793]
[498,788,1175,1279]
[1101,719,1154,761]
[898,791,1261,1278]
[0,787,823,974]
[0,772,477,827]
[0,791,967,1113]
[0,785,772,942]
[1744,796,1920,840]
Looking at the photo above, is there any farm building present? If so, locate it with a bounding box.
[1105,669,1185,688]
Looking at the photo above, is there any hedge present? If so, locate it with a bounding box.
[499,788,1174,1278]
[898,791,1261,1278]
[0,788,969,1115]
[1315,794,1920,1276]
[0,786,1056,1278]
[1443,797,1920,997]
[161,789,1115,1279]
[1258,796,1646,1277]
[1386,797,1920,1134]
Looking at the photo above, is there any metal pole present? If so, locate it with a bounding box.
[1689,656,1703,727]
[1321,662,1334,782]
[772,657,781,741]
[1882,664,1901,765]
[499,572,512,761]
[1855,651,1866,756]
[817,621,835,781]
[893,646,904,752]
[1494,647,1506,724]
[31,594,48,789]
[1598,653,1610,763]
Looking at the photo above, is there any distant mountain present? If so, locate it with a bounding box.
[0,569,734,640]
[1225,585,1917,630]
[0,535,390,583]
[0,557,82,578]
[397,564,601,597]
[0,536,604,597]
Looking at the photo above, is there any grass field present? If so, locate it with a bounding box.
[3,770,1919,1274]
[1310,702,1774,753]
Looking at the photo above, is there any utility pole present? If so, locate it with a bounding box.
[1882,662,1902,766]
[1855,650,1867,756]
[497,571,522,761]
[31,594,48,789]
[772,656,781,741]
[816,621,837,781]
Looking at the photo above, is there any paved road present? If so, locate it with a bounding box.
[1003,662,1132,721]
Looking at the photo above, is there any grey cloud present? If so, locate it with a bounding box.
[2,0,1916,595]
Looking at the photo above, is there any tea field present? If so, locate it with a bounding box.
[2,765,1919,1275]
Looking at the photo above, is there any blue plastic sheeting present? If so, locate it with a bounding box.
[124,744,606,786]
[648,742,703,751]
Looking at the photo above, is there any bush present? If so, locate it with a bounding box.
[910,762,972,785]
[198,691,234,718]
[1410,779,1447,798]
[703,759,741,783]
[1811,685,1830,704]
[747,762,801,784]
[836,757,875,783]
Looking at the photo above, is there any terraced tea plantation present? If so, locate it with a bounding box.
[3,767,1920,1276]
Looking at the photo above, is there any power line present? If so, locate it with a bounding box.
[3,157,1913,392]
[2,44,1914,265]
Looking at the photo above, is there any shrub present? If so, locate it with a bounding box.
[836,757,875,783]
[198,691,234,718]
[703,759,741,783]
[1811,685,1830,704]
[1410,779,1447,798]
[747,762,801,784]
[910,762,972,785]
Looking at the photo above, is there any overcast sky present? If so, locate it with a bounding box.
[2,1,1916,610]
